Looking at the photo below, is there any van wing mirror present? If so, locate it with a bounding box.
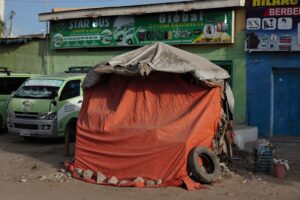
[11,91,16,96]
[51,100,57,106]
[53,90,58,98]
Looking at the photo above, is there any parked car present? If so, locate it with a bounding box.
[7,67,89,140]
[0,67,36,130]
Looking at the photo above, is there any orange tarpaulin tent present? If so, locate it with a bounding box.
[68,43,233,190]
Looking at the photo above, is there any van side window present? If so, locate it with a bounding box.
[0,77,29,95]
[59,80,81,101]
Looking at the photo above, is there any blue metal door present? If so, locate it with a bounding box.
[273,70,300,136]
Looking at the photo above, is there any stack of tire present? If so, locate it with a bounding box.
[188,147,220,184]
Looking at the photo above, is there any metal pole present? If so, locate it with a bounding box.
[45,0,48,33]
[8,10,15,37]
[64,125,70,156]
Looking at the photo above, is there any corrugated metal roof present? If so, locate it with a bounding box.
[0,34,46,44]
[51,7,90,12]
[39,0,245,21]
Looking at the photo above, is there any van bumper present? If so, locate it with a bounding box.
[7,118,60,138]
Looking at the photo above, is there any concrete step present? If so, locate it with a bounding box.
[233,125,258,151]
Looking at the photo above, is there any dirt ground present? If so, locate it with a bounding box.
[0,132,299,200]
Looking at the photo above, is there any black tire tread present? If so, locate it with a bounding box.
[188,146,220,184]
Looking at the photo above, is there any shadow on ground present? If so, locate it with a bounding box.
[0,132,75,169]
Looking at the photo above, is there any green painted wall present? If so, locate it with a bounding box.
[46,48,128,74]
[0,9,246,123]
[0,40,47,74]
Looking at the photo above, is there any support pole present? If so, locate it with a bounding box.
[64,125,70,156]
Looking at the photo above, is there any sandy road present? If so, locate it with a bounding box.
[0,133,299,200]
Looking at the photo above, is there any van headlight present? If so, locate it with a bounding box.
[47,112,57,120]
[38,112,57,120]
[38,112,48,120]
[7,111,15,118]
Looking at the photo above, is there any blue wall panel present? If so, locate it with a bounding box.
[247,52,300,137]
[273,72,300,136]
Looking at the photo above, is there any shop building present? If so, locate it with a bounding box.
[0,0,247,123]
[245,0,300,137]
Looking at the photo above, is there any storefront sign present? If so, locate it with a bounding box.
[246,0,300,51]
[50,10,234,49]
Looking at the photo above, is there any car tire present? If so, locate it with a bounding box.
[67,119,77,143]
[188,146,220,184]
[118,35,123,42]
[127,39,133,45]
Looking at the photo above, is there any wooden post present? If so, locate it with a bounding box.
[64,125,69,156]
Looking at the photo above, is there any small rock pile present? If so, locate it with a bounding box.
[74,168,163,187]
[220,163,235,177]
[35,168,72,183]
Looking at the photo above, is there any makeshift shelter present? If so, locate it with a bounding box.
[68,42,234,190]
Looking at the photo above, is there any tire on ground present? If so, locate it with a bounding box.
[188,146,220,184]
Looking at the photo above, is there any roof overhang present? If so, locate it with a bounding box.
[0,34,46,44]
[39,0,245,21]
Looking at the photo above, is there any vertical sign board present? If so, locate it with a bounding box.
[50,10,234,49]
[246,0,300,51]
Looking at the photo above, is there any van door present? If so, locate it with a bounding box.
[56,80,82,133]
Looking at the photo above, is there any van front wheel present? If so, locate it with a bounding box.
[66,119,77,142]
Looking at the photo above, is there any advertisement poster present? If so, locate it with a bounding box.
[246,0,300,51]
[50,10,234,49]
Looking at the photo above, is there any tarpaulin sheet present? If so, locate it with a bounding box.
[83,42,234,117]
[72,72,222,190]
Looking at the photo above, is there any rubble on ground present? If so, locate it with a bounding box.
[74,168,83,177]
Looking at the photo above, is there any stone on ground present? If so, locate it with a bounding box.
[38,175,47,181]
[20,178,27,183]
[145,180,155,187]
[133,177,144,183]
[66,172,72,178]
[107,176,118,184]
[119,180,128,185]
[83,170,94,179]
[75,168,83,176]
[96,172,106,183]
[156,179,162,185]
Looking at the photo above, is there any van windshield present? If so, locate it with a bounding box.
[14,85,59,99]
